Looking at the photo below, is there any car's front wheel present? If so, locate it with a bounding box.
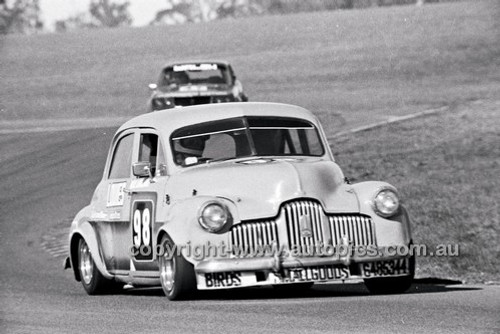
[363,254,415,294]
[158,234,196,300]
[78,238,121,295]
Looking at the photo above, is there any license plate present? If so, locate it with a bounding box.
[285,265,350,283]
[361,258,409,278]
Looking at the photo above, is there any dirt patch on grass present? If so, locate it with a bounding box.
[331,99,500,284]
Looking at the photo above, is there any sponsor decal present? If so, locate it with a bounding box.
[107,181,126,207]
[173,64,218,71]
[179,85,208,92]
[205,272,242,288]
[90,211,108,220]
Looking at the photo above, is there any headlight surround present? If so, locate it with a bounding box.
[372,188,400,218]
[198,201,231,232]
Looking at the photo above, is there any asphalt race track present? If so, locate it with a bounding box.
[0,123,498,334]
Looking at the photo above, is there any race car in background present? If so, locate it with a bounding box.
[148,61,248,111]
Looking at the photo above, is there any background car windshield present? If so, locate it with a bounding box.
[161,63,229,86]
[171,117,324,166]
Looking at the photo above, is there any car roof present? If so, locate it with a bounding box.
[162,60,231,69]
[117,102,319,138]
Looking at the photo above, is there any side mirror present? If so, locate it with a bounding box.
[133,162,152,178]
[148,83,158,90]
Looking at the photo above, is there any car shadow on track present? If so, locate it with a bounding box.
[123,278,480,300]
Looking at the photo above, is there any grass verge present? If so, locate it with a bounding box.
[330,99,500,283]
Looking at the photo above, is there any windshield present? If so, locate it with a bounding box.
[159,63,230,86]
[171,117,324,166]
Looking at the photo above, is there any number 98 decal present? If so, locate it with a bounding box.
[132,201,154,261]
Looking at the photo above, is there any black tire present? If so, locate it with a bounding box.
[78,238,121,295]
[364,254,415,295]
[158,234,196,300]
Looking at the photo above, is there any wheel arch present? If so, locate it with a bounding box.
[156,229,169,256]
[70,233,83,281]
[69,221,114,281]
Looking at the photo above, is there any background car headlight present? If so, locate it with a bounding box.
[212,95,234,103]
[153,97,174,109]
[373,188,400,218]
[198,202,230,232]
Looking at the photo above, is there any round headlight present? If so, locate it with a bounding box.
[373,188,400,218]
[198,202,230,232]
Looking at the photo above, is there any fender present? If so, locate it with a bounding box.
[69,206,113,281]
[156,195,240,265]
[351,181,412,246]
[351,181,398,214]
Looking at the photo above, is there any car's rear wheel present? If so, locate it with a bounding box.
[78,238,121,295]
[158,234,196,300]
[363,254,415,295]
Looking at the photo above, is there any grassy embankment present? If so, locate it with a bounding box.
[331,100,500,284]
[1,0,499,137]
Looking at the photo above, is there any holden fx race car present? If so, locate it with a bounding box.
[65,102,415,300]
[148,61,248,111]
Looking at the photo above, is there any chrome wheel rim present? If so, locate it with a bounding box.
[160,248,175,293]
[79,241,93,285]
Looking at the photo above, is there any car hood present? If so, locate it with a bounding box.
[155,84,231,96]
[167,158,360,221]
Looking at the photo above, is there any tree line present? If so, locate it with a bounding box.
[0,0,443,34]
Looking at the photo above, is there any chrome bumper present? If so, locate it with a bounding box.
[195,251,409,274]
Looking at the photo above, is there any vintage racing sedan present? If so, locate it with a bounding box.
[65,102,415,300]
[148,61,248,111]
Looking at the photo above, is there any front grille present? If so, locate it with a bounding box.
[229,200,376,258]
[284,201,325,249]
[229,220,279,257]
[328,215,375,248]
[284,200,376,254]
[174,96,211,106]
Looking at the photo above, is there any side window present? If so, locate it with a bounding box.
[139,133,158,175]
[139,133,167,176]
[139,134,158,166]
[156,140,167,176]
[109,134,134,179]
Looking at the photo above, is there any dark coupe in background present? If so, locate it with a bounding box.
[148,61,248,111]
